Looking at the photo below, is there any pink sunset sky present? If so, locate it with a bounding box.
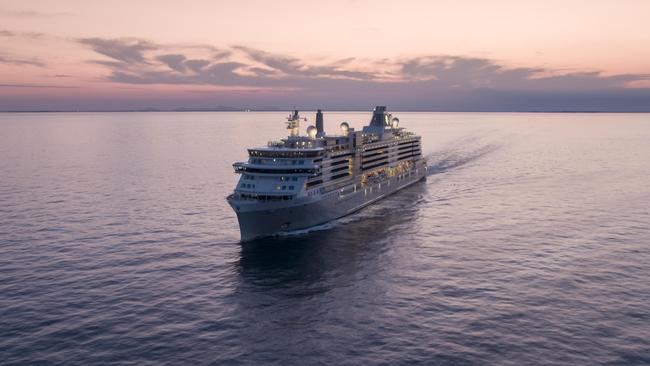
[1,0,649,111]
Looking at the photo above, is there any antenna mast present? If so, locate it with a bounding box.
[286,109,305,137]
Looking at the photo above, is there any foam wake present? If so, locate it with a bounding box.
[425,135,502,176]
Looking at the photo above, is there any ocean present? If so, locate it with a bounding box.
[1,112,649,365]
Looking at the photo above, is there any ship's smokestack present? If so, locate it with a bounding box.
[316,109,324,137]
[370,106,387,127]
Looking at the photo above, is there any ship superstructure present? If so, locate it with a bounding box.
[227,106,426,240]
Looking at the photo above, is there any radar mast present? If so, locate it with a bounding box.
[286,109,306,137]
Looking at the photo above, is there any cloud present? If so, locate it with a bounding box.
[79,37,157,65]
[395,56,650,92]
[0,9,72,17]
[156,54,187,72]
[61,36,650,110]
[78,38,649,90]
[0,52,44,67]
[0,29,45,39]
[400,56,545,88]
[0,83,77,88]
[185,59,211,73]
[233,45,373,79]
[77,38,383,89]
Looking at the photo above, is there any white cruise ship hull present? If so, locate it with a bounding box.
[229,161,426,241]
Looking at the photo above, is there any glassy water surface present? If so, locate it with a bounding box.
[1,112,649,365]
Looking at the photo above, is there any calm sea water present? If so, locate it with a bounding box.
[1,112,649,365]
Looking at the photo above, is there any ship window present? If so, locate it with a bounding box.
[282,186,286,190]
[289,186,294,190]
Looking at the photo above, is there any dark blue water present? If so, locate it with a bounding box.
[1,112,649,365]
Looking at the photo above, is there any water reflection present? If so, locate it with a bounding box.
[3,112,649,365]
[228,182,428,363]
[235,181,428,291]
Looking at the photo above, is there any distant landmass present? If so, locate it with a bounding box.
[0,106,283,113]
[1,107,649,113]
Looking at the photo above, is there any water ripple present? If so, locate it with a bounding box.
[1,112,649,365]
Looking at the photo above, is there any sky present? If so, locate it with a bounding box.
[1,0,649,111]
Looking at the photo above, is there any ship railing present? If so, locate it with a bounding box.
[230,192,295,202]
[267,140,285,147]
[329,148,352,157]
[362,135,380,144]
[232,163,319,175]
[395,131,415,139]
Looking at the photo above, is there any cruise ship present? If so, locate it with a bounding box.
[227,106,426,241]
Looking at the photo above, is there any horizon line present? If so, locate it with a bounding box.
[2,109,650,114]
